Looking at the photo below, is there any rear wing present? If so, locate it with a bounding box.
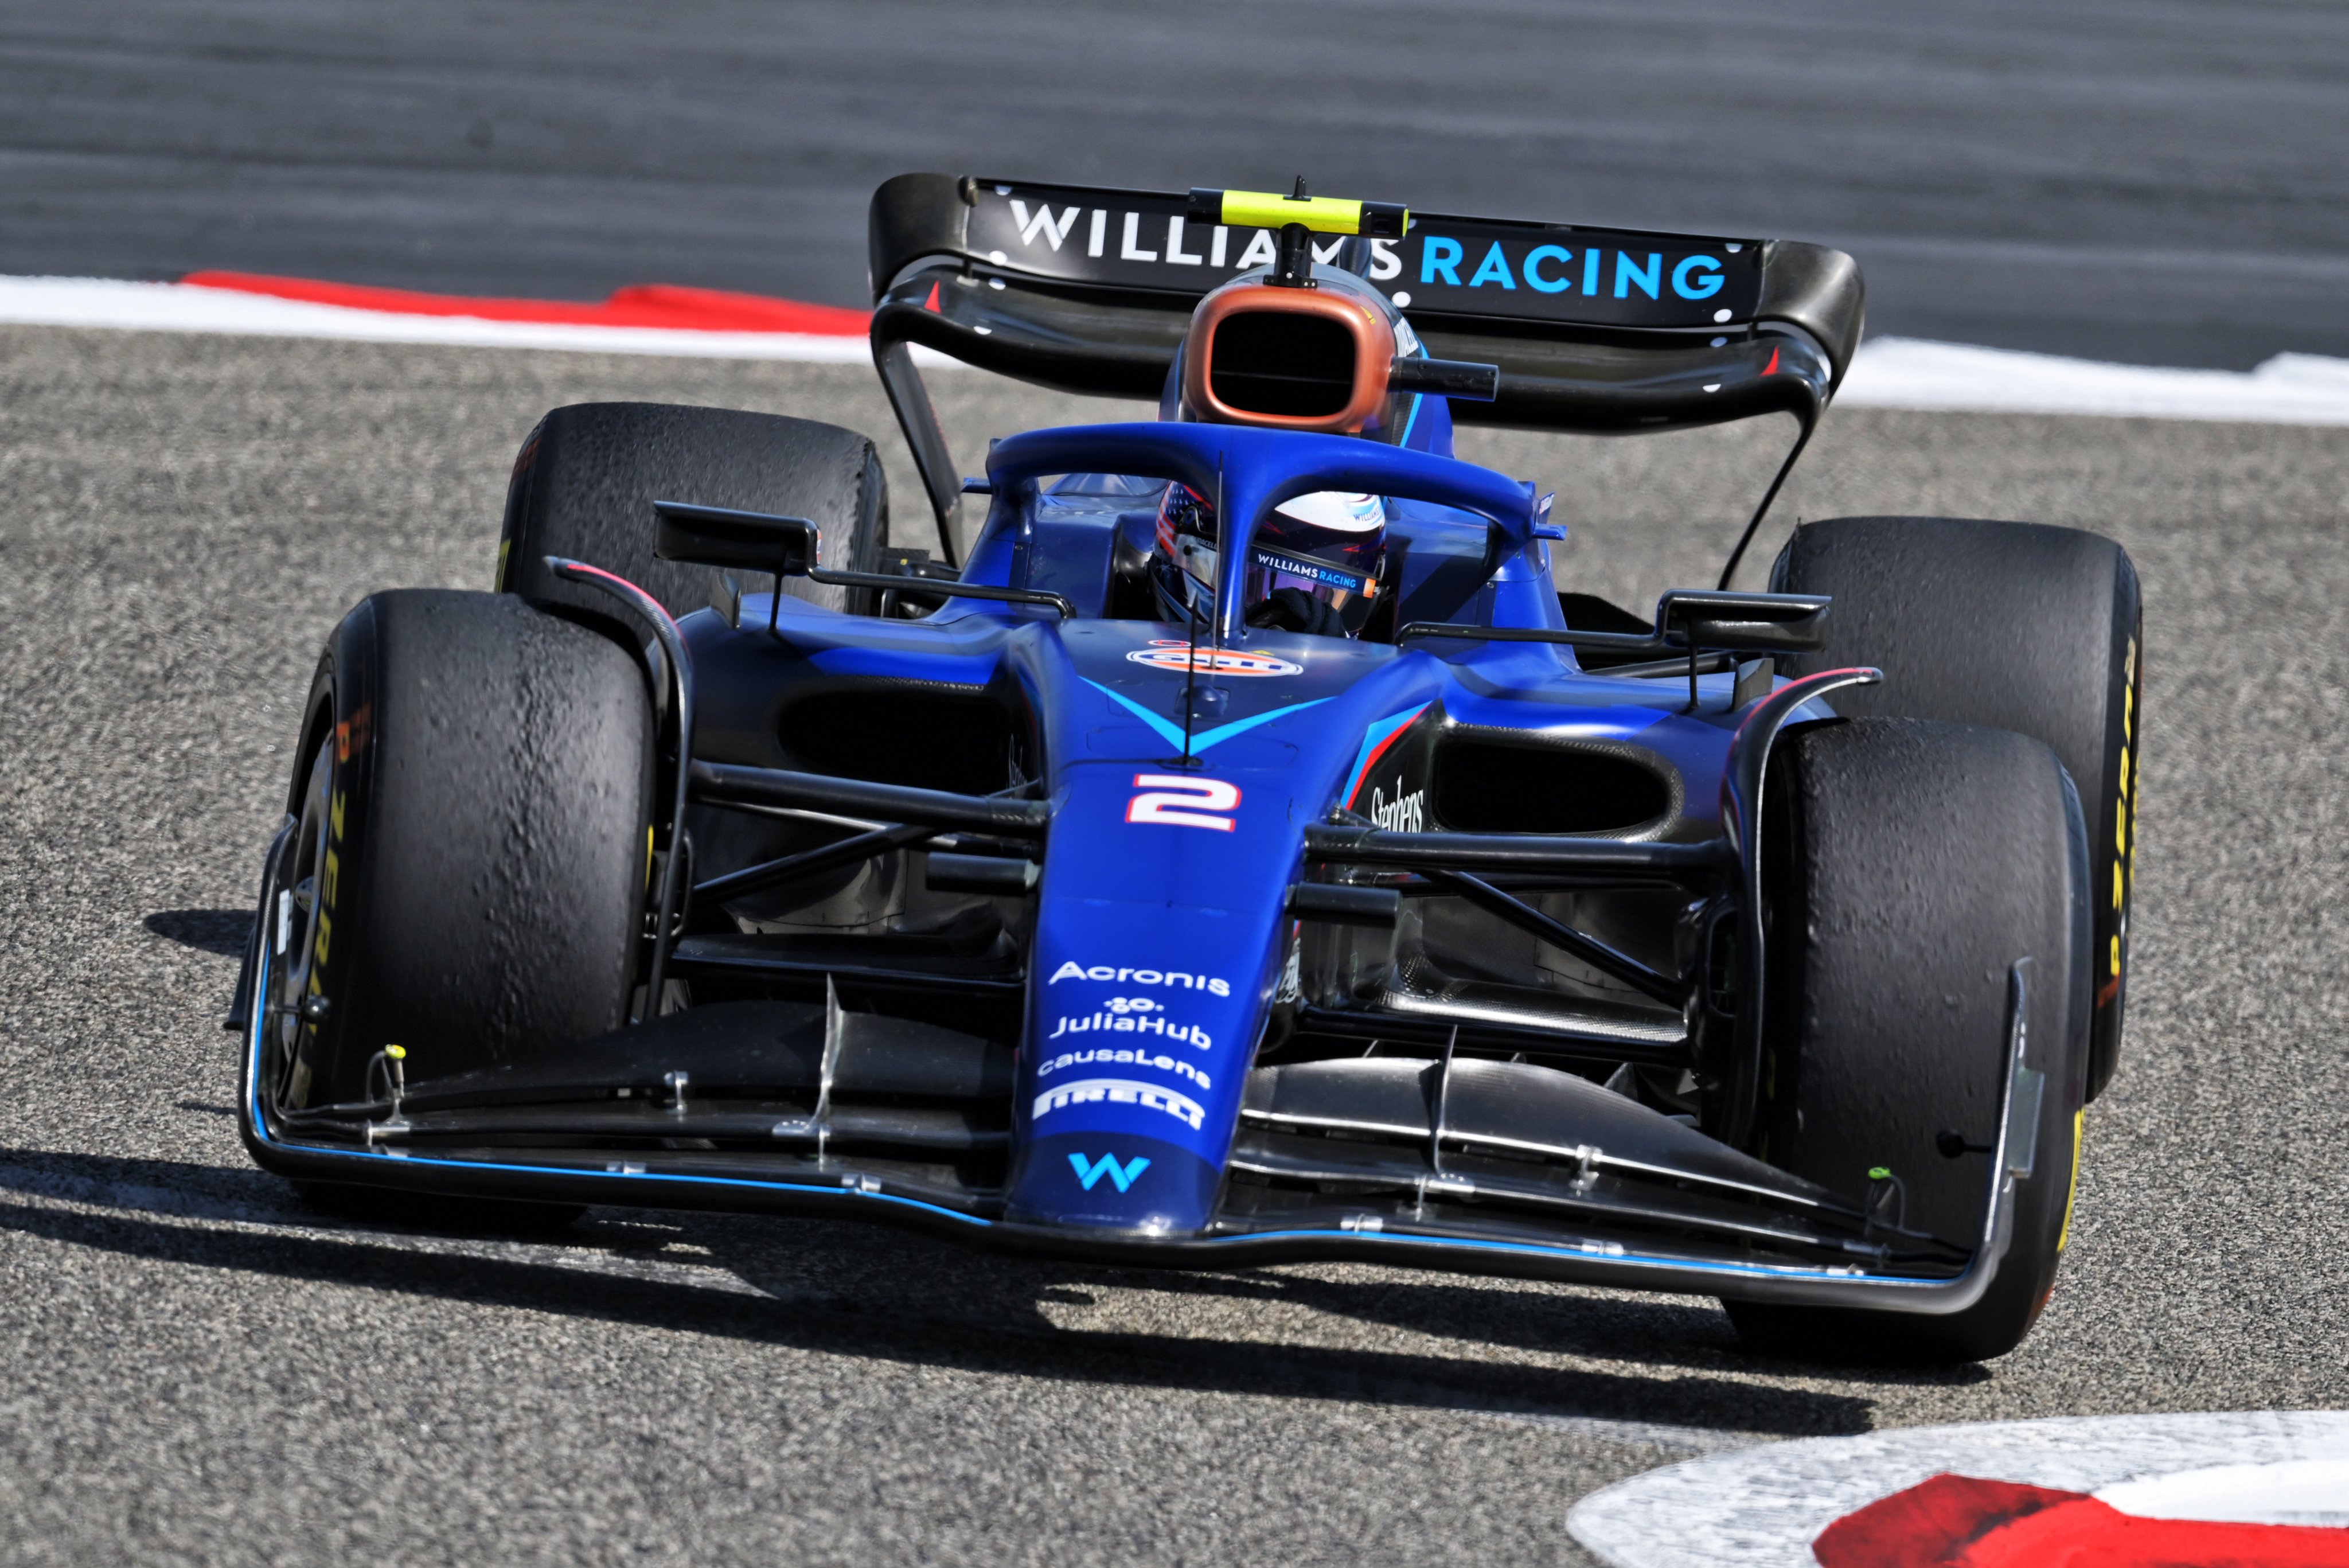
[867,174,1863,562]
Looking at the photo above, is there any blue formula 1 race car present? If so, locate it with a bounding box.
[233,177,2142,1363]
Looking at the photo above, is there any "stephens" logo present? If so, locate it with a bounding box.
[1368,783,1425,833]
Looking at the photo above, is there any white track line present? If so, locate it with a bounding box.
[1837,336,2349,425]
[1,275,2344,423]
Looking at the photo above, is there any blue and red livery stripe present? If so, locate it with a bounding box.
[1340,701,1431,810]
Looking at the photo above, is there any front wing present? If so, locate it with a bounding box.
[238,920,2040,1317]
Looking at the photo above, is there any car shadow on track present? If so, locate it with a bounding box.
[143,908,253,957]
[1128,1271,1993,1390]
[0,1147,1879,1440]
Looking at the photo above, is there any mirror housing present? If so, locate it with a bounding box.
[653,500,820,576]
[650,498,1076,625]
[1656,590,1829,655]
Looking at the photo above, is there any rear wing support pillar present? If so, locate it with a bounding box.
[873,331,964,568]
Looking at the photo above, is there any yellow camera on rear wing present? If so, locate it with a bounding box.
[1185,186,1410,239]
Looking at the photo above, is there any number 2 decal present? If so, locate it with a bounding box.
[1127,773,1240,831]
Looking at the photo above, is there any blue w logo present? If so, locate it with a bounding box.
[1068,1152,1151,1193]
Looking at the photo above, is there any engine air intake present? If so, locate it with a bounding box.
[1209,310,1357,419]
[1181,283,1398,433]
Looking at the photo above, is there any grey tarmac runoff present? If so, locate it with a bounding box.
[2,322,2347,1566]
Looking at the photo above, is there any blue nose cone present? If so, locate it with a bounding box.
[1000,617,1427,1235]
[1005,1132,1222,1232]
[1005,754,1296,1235]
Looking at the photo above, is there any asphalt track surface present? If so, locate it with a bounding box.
[3,325,2348,1563]
[4,0,2348,370]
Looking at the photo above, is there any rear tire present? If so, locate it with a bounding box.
[495,401,889,620]
[1771,515,2140,1099]
[246,589,653,1141]
[1724,717,2093,1364]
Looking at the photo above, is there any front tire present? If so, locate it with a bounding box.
[244,590,653,1149]
[1725,717,2093,1364]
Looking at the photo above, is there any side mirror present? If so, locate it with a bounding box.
[650,498,1077,627]
[1656,590,1829,655]
[653,500,819,576]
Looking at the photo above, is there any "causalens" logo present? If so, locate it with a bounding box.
[1038,1045,1211,1091]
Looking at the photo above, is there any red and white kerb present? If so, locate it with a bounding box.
[1567,1411,2349,1567]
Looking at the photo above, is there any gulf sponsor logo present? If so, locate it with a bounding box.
[1125,641,1301,676]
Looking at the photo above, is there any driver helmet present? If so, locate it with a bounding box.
[1151,483,1386,637]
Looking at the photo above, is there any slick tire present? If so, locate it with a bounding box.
[244,590,653,1171]
[495,401,889,621]
[1723,717,2093,1365]
[1770,515,2141,1100]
